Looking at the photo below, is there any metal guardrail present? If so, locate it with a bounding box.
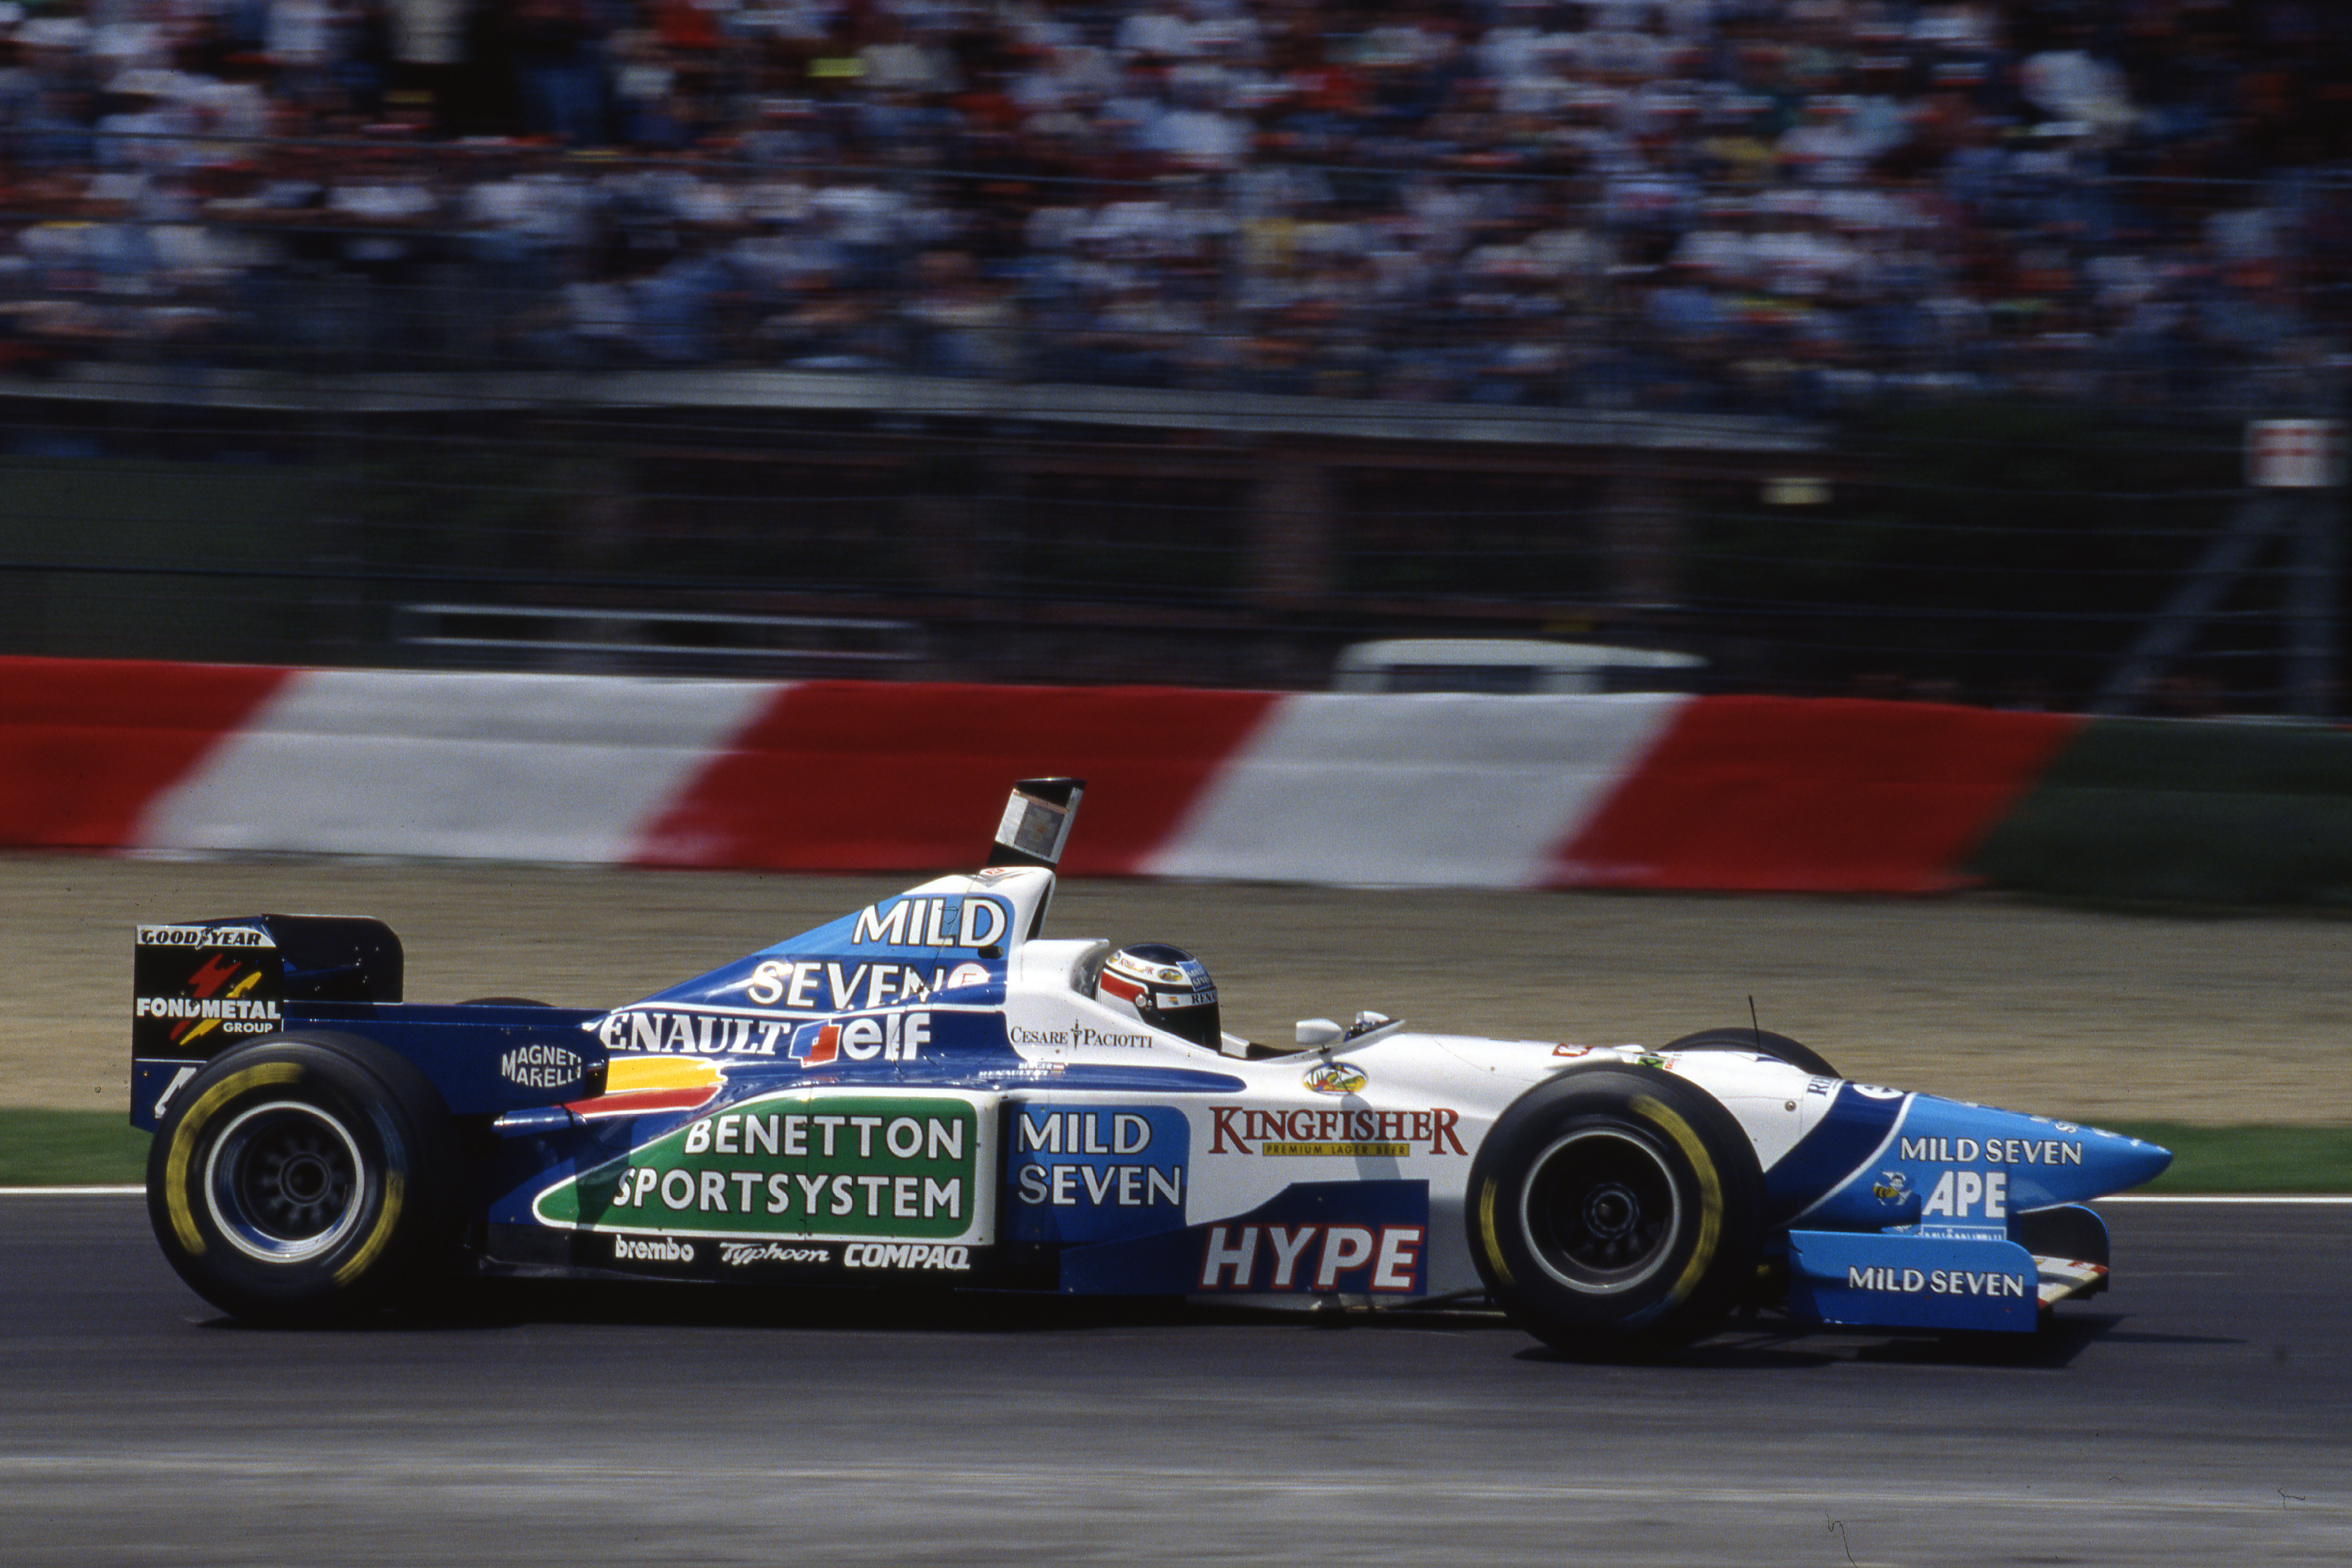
[393,603,921,676]
[0,361,1825,453]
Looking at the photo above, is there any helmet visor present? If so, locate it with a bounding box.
[1100,945,1221,1049]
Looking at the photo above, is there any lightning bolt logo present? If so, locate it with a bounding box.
[169,956,264,1048]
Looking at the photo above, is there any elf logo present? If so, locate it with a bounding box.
[791,1011,932,1066]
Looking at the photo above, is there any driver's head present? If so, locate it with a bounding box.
[1094,942,1220,1049]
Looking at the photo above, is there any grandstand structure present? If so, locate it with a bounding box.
[0,2,2344,710]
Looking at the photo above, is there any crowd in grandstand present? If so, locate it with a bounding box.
[0,0,2347,412]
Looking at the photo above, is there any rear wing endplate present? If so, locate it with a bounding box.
[986,778,1084,870]
[131,915,404,1131]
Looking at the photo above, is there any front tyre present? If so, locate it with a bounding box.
[147,1036,460,1325]
[1662,1027,1839,1080]
[1467,1067,1762,1358]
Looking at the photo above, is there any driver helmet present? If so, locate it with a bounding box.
[1094,942,1220,1049]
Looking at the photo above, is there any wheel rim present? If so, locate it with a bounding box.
[1520,1127,1680,1294]
[203,1101,367,1264]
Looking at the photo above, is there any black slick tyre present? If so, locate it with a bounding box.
[1467,1066,1763,1358]
[1662,1027,1839,1080]
[147,1035,461,1325]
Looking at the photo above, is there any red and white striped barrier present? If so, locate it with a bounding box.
[0,658,2079,892]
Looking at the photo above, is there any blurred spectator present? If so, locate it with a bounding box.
[507,0,613,144]
[0,0,2343,413]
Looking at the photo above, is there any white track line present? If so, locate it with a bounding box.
[2100,1194,2352,1205]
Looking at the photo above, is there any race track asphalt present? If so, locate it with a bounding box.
[2,1196,2344,1566]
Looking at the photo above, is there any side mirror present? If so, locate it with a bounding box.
[1295,1018,1344,1048]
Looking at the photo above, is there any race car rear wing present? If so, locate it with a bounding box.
[128,781,1085,1132]
[986,778,1084,870]
[131,915,404,1129]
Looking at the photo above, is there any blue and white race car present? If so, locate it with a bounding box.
[134,779,2170,1354]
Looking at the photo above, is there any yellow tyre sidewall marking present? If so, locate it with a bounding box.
[1631,1094,1722,1309]
[1477,1177,1516,1288]
[164,1062,304,1257]
[333,1170,404,1289]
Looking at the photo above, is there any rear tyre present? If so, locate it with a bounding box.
[1467,1067,1763,1358]
[1662,1027,1839,1080]
[147,1035,461,1325]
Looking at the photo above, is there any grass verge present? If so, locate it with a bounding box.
[1965,719,2352,908]
[2107,1122,2352,1194]
[1,1108,152,1185]
[3,1109,2349,1193]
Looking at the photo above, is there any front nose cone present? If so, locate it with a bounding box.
[1897,1096,2173,1212]
[2081,1128,2172,1193]
[1792,1088,2174,1232]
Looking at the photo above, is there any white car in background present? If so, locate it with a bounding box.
[1333,639,1707,695]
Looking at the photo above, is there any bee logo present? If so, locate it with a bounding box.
[1302,1062,1369,1095]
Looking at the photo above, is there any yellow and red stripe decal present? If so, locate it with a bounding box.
[568,1055,722,1118]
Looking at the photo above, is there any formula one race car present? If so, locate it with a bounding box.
[134,779,2171,1355]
